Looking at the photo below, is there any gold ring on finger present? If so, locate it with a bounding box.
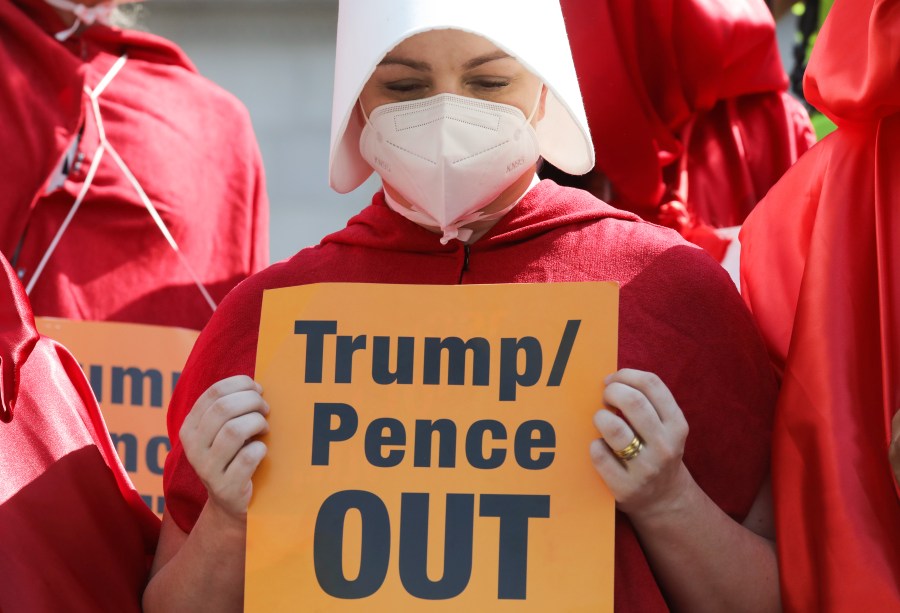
[614,436,644,461]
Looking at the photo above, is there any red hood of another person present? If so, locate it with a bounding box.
[804,0,900,126]
[561,0,787,206]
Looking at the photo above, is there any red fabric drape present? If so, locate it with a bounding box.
[740,0,900,609]
[0,0,269,330]
[0,251,38,424]
[0,254,160,610]
[560,0,815,260]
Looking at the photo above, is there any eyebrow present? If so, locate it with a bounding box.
[377,50,513,72]
[462,51,513,70]
[377,56,432,71]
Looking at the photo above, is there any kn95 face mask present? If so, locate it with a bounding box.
[359,91,541,243]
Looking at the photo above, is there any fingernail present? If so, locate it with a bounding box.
[603,374,613,385]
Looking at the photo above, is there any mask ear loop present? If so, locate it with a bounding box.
[524,84,545,126]
[512,84,544,155]
[358,99,372,125]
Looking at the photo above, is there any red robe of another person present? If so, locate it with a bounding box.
[0,254,160,611]
[164,180,777,611]
[0,0,268,331]
[559,0,815,260]
[740,0,900,609]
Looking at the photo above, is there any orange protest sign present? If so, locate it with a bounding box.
[246,282,618,611]
[34,318,198,516]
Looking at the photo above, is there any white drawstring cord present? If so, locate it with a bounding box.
[26,55,218,313]
[43,0,115,42]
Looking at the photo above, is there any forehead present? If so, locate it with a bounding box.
[381,29,511,69]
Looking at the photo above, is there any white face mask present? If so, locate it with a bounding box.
[359,91,541,244]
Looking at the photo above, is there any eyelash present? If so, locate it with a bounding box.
[385,81,425,93]
[470,79,510,91]
[383,79,511,94]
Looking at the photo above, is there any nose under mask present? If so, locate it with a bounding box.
[359,89,542,244]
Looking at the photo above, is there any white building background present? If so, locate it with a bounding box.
[143,0,378,264]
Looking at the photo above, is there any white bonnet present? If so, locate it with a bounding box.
[329,0,595,193]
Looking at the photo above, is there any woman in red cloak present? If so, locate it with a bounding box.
[740,0,900,609]
[148,2,781,610]
[0,253,160,611]
[0,0,269,331]
[557,0,815,265]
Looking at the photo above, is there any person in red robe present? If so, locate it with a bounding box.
[147,3,781,609]
[555,0,816,263]
[1,0,269,331]
[0,253,160,612]
[154,183,780,612]
[740,0,900,609]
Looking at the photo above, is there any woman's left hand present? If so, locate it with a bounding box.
[590,368,693,519]
[890,409,900,488]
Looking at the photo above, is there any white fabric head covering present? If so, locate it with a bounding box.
[329,0,595,194]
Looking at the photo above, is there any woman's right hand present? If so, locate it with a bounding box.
[179,375,270,519]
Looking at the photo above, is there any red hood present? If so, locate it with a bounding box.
[2,0,84,234]
[0,256,39,422]
[804,0,900,126]
[1,0,200,254]
[562,0,787,206]
[321,180,642,254]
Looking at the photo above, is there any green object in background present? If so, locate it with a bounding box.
[811,112,837,140]
[790,0,837,142]
[791,0,833,27]
[791,0,834,63]
[820,0,835,25]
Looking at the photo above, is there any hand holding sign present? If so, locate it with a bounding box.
[180,375,270,519]
[245,282,619,611]
[590,369,692,519]
[589,369,778,613]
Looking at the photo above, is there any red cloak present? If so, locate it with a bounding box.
[0,0,268,331]
[163,180,777,611]
[0,253,160,611]
[560,0,815,260]
[740,0,900,608]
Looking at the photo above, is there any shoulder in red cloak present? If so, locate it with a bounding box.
[0,253,160,610]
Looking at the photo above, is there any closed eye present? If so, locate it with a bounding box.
[469,79,511,91]
[383,80,430,94]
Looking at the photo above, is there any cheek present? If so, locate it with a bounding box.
[511,79,545,120]
[357,87,381,117]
